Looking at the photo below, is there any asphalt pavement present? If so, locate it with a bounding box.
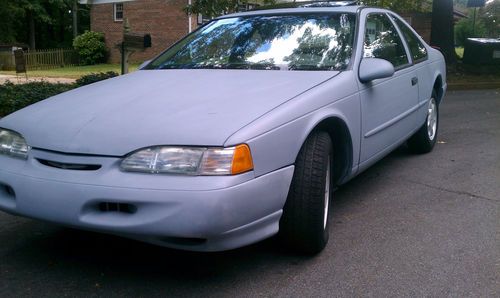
[0,89,499,297]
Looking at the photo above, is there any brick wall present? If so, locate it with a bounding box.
[399,12,432,44]
[91,0,195,63]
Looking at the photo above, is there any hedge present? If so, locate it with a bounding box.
[0,71,119,117]
[75,71,118,86]
[0,81,74,117]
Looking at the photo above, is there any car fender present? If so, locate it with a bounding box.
[224,72,361,178]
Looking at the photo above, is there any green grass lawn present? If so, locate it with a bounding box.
[455,47,464,59]
[0,64,139,79]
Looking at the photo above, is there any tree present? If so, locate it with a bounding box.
[480,0,499,37]
[454,0,499,38]
[360,0,432,12]
[72,0,78,38]
[0,0,89,49]
[431,0,456,64]
[0,0,23,43]
[17,0,54,49]
[186,0,275,19]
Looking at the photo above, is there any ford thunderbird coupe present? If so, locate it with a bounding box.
[0,3,446,254]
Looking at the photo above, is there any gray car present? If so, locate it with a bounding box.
[0,3,446,254]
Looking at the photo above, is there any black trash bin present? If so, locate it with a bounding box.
[463,38,500,65]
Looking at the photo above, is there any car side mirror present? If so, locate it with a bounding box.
[138,60,151,70]
[359,58,395,83]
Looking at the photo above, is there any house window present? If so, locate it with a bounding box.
[114,3,123,22]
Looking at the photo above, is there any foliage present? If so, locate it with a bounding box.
[454,0,500,38]
[73,31,108,65]
[0,70,119,117]
[0,0,89,48]
[479,0,500,38]
[185,0,276,19]
[0,81,74,117]
[359,0,432,12]
[455,13,487,46]
[185,0,236,18]
[0,0,24,43]
[75,71,119,86]
[186,0,431,17]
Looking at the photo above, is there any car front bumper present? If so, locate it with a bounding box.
[0,148,294,251]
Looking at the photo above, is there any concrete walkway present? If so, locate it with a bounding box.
[0,74,75,84]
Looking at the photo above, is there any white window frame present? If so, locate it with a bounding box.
[114,3,124,22]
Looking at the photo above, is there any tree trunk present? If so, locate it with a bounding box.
[430,0,456,65]
[72,0,78,38]
[28,10,36,50]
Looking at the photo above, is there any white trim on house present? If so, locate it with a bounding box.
[114,3,124,21]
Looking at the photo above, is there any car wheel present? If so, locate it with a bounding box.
[279,131,333,254]
[407,90,439,153]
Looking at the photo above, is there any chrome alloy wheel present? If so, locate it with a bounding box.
[427,98,438,141]
[323,155,331,229]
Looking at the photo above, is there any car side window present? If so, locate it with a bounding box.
[392,16,428,63]
[363,13,409,68]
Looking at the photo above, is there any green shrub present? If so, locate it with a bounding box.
[0,70,123,117]
[455,16,487,47]
[76,71,119,86]
[0,81,75,117]
[73,31,108,65]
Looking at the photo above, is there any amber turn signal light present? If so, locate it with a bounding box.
[231,144,254,175]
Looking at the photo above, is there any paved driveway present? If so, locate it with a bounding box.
[0,89,498,297]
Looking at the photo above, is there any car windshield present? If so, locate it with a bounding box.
[146,13,356,71]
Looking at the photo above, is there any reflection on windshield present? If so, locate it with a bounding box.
[147,13,356,71]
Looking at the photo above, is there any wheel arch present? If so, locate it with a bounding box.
[433,74,445,104]
[304,115,354,186]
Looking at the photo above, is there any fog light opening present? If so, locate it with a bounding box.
[5,185,15,197]
[98,202,137,214]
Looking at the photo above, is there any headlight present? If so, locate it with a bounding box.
[0,128,30,160]
[120,144,253,175]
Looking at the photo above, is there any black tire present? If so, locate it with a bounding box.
[279,131,333,254]
[407,90,439,154]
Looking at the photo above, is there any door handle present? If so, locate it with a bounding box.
[411,77,418,86]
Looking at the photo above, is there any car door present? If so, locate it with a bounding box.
[358,12,419,164]
[390,14,433,126]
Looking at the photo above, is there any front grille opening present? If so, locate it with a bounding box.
[98,202,137,214]
[0,183,16,199]
[37,159,101,171]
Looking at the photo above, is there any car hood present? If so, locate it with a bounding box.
[0,69,338,156]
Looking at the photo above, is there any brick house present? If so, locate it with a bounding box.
[80,0,198,63]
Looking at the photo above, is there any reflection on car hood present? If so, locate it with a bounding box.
[0,69,338,156]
